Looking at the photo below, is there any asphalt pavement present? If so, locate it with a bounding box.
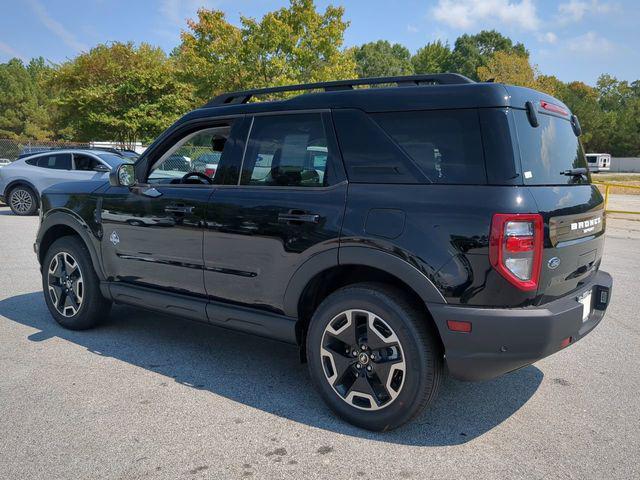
[0,206,638,479]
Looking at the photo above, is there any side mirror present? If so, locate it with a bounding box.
[94,164,110,173]
[109,163,136,187]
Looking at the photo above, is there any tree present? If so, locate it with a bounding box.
[477,51,537,87]
[352,40,413,78]
[450,30,528,80]
[411,40,452,74]
[175,0,356,103]
[0,57,54,140]
[52,42,192,144]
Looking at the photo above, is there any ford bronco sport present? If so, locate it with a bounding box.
[34,74,613,431]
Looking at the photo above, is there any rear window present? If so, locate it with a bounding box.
[37,154,72,170]
[514,110,588,185]
[372,109,486,184]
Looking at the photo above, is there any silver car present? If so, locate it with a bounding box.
[0,149,130,216]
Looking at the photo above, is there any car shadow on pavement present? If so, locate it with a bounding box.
[0,292,543,447]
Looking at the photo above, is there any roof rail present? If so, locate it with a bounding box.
[204,73,474,107]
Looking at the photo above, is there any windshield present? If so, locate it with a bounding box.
[514,110,589,185]
[96,153,134,168]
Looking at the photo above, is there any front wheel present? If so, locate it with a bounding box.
[306,283,443,431]
[42,236,112,330]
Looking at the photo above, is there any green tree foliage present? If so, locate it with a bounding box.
[353,40,413,78]
[175,0,356,103]
[0,7,638,155]
[0,57,54,140]
[411,40,452,74]
[556,77,640,156]
[52,42,192,144]
[450,30,528,80]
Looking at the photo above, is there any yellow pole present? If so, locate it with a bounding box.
[605,185,610,212]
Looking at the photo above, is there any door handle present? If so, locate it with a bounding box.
[278,212,321,224]
[165,205,194,214]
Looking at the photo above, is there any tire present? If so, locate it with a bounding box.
[306,282,443,431]
[42,236,112,330]
[8,185,38,216]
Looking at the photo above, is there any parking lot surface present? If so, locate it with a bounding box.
[0,206,638,479]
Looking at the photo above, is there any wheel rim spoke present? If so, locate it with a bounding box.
[47,251,83,317]
[11,190,32,213]
[321,309,406,411]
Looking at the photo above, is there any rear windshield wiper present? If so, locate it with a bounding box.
[560,168,589,179]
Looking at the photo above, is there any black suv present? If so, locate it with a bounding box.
[34,74,613,431]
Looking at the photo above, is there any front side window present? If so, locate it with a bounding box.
[241,114,330,187]
[148,125,233,185]
[73,154,101,171]
[37,154,72,170]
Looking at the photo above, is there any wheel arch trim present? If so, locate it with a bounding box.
[4,179,39,204]
[36,210,107,284]
[283,246,447,319]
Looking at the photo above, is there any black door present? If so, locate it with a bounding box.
[101,120,243,297]
[203,112,347,313]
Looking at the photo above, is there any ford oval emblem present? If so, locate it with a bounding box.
[548,257,561,269]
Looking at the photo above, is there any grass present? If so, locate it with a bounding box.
[592,173,640,195]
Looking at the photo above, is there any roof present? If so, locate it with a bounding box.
[187,80,569,122]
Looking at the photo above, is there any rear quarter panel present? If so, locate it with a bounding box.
[341,184,542,307]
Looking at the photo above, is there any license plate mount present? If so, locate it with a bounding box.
[578,290,592,322]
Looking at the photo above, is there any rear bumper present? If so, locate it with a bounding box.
[428,270,613,381]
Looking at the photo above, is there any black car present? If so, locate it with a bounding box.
[34,74,612,431]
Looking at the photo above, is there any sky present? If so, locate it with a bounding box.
[0,0,638,85]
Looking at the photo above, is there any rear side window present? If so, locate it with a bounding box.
[333,109,426,184]
[513,110,589,185]
[372,109,486,184]
[240,113,330,187]
[37,154,72,170]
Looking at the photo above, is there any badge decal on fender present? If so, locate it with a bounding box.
[110,231,120,246]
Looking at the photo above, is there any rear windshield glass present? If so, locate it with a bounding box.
[514,110,589,185]
[372,109,486,184]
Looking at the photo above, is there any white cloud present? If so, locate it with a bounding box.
[26,0,88,53]
[160,0,221,27]
[407,24,419,34]
[557,1,616,24]
[0,41,25,60]
[566,31,615,54]
[432,0,540,31]
[537,32,558,44]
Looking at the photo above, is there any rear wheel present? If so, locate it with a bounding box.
[306,283,443,431]
[42,236,111,330]
[8,186,37,216]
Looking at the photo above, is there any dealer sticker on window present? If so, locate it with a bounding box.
[578,290,592,322]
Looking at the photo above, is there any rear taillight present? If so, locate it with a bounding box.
[490,213,543,291]
[205,167,216,178]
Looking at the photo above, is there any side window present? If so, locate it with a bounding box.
[372,109,487,185]
[37,154,72,170]
[241,114,330,187]
[148,124,233,184]
[73,154,101,171]
[332,109,426,184]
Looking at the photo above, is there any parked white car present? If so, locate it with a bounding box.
[586,153,611,172]
[0,149,131,215]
